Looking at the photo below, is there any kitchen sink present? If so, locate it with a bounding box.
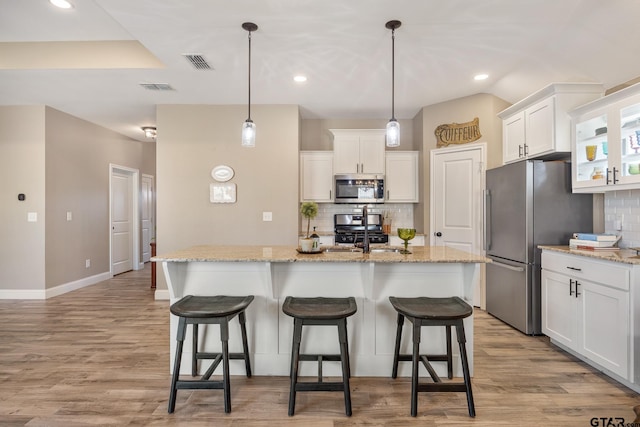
[324,247,405,254]
[324,247,363,253]
[369,248,403,253]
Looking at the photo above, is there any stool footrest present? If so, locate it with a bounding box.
[396,354,448,362]
[296,382,346,392]
[196,352,251,360]
[176,379,224,390]
[417,383,468,393]
[298,354,341,362]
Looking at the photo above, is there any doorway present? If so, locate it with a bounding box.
[430,143,486,308]
[141,174,155,263]
[110,164,140,276]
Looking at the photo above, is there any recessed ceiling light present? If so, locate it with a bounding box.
[474,73,489,81]
[293,75,307,83]
[49,0,74,9]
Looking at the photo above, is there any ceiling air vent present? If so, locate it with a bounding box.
[139,83,174,91]
[183,54,212,70]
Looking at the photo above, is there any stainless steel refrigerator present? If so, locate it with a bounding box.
[485,160,593,335]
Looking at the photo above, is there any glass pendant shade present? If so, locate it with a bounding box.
[242,119,256,147]
[386,119,400,147]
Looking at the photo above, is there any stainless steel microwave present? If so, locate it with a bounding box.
[334,174,385,204]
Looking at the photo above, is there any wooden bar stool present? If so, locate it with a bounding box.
[389,296,475,417]
[282,296,357,416]
[168,295,254,414]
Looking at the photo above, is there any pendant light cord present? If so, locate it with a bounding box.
[391,27,396,121]
[247,29,252,121]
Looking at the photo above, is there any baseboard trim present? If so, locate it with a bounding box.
[46,272,112,299]
[0,272,111,300]
[154,289,170,300]
[0,289,46,299]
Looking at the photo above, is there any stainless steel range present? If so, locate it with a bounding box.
[334,213,389,245]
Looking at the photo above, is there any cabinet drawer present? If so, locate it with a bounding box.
[541,251,629,291]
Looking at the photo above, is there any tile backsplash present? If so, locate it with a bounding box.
[604,189,640,248]
[300,203,415,235]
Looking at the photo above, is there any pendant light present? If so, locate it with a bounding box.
[385,20,401,147]
[241,22,258,147]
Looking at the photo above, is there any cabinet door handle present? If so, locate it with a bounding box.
[518,145,523,157]
[524,144,529,156]
[566,266,582,271]
[329,190,332,199]
[569,279,575,295]
[613,167,619,184]
[575,280,581,298]
[387,190,389,199]
[606,168,611,185]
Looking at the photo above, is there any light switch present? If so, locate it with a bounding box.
[67,211,72,221]
[27,212,37,222]
[263,212,273,221]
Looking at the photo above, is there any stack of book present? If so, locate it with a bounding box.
[569,233,620,250]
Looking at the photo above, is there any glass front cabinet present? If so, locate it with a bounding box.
[571,83,640,192]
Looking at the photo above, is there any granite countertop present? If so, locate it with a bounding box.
[152,245,490,264]
[539,245,640,265]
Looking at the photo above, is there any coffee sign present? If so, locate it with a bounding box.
[434,117,482,147]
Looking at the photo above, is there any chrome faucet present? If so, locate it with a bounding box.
[362,205,370,253]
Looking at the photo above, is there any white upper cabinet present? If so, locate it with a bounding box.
[300,151,333,202]
[385,151,419,202]
[498,83,604,164]
[571,82,640,192]
[331,129,385,174]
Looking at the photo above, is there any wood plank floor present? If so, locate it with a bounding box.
[0,264,638,426]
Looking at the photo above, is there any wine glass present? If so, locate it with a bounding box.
[397,228,416,254]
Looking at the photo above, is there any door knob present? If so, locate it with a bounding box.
[434,232,442,237]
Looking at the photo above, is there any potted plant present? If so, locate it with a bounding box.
[299,201,319,251]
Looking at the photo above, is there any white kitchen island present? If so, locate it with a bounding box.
[152,245,489,378]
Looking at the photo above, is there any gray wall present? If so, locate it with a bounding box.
[415,93,511,236]
[155,104,300,290]
[45,107,156,288]
[0,106,46,291]
[0,105,155,293]
[300,118,416,151]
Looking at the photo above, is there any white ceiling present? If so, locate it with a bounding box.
[2,0,640,142]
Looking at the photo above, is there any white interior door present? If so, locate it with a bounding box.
[141,174,155,263]
[431,143,486,307]
[110,164,140,276]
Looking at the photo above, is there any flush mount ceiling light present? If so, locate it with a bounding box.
[241,22,258,147]
[293,75,307,83]
[385,20,401,148]
[49,0,73,9]
[142,126,157,139]
[474,73,489,81]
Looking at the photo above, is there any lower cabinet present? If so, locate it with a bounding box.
[541,251,630,380]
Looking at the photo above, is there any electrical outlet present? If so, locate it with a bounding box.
[85,259,91,268]
[263,212,273,221]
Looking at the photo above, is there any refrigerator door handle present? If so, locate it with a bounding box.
[491,260,525,273]
[484,189,491,251]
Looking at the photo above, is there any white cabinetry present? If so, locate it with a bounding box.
[571,82,640,192]
[300,151,333,202]
[498,83,603,164]
[331,129,385,174]
[385,151,419,202]
[541,251,630,380]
